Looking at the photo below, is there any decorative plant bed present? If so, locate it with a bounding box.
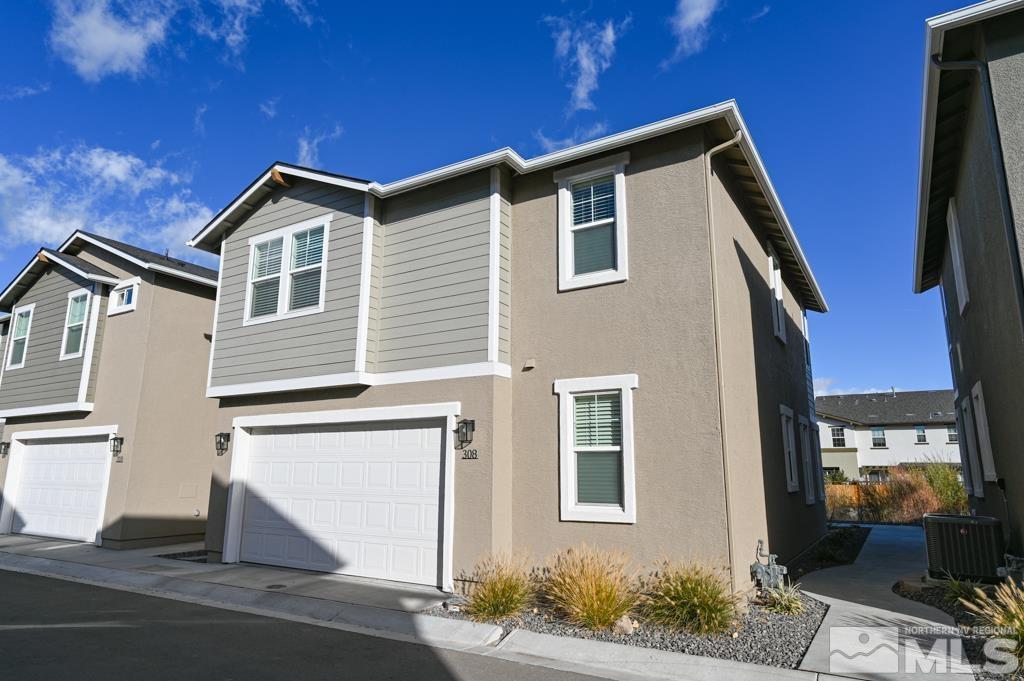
[789,525,871,578]
[426,593,827,669]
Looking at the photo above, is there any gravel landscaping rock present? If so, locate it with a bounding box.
[427,593,827,669]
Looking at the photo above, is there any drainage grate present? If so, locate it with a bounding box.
[156,550,209,564]
[265,584,287,590]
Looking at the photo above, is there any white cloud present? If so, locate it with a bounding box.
[544,14,630,115]
[662,0,721,68]
[0,144,213,262]
[0,83,51,101]
[49,0,173,81]
[296,123,342,167]
[150,139,161,149]
[259,97,279,119]
[534,121,608,153]
[282,0,313,27]
[192,0,318,62]
[748,5,771,21]
[814,378,904,397]
[193,102,208,135]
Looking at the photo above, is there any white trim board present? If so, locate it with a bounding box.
[222,402,460,591]
[207,361,512,398]
[187,101,827,312]
[77,285,103,404]
[0,424,118,546]
[57,232,217,288]
[354,194,375,372]
[0,401,94,419]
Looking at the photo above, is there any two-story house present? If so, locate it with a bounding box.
[0,232,218,548]
[816,390,959,481]
[189,101,829,592]
[913,0,1024,558]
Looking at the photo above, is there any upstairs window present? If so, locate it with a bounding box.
[60,289,91,360]
[768,247,787,342]
[109,277,140,316]
[244,215,331,325]
[871,427,887,448]
[830,426,846,448]
[6,303,34,369]
[555,153,629,291]
[555,373,638,523]
[915,425,927,444]
[947,425,958,444]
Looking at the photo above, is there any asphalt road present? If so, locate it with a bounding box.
[0,571,605,681]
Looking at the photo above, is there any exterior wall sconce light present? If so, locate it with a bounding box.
[457,419,475,447]
[215,432,231,456]
[110,436,124,458]
[0,442,9,458]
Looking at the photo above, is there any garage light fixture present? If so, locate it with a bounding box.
[0,442,9,458]
[110,436,124,457]
[457,419,475,446]
[215,432,231,456]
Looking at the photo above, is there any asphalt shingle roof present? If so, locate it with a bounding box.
[40,248,117,279]
[815,389,956,426]
[79,232,218,282]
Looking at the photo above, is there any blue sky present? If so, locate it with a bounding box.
[0,1,968,394]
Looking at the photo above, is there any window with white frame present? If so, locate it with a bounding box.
[830,426,846,448]
[108,277,140,316]
[915,425,927,444]
[59,289,91,360]
[6,303,34,369]
[947,197,969,315]
[244,215,330,324]
[799,416,815,504]
[780,405,799,492]
[768,248,787,342]
[971,382,997,482]
[554,153,629,291]
[554,374,638,523]
[871,427,887,448]
[947,425,958,444]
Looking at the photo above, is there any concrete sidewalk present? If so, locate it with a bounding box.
[798,525,974,680]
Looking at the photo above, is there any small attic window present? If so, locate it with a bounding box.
[109,277,140,316]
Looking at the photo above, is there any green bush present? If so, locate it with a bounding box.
[825,469,849,484]
[465,553,535,621]
[543,544,638,630]
[921,458,968,514]
[760,582,804,615]
[640,561,738,635]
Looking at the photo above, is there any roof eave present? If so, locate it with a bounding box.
[61,231,218,287]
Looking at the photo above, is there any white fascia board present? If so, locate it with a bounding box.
[913,0,1024,292]
[232,402,462,429]
[0,257,44,311]
[43,252,120,286]
[60,232,217,287]
[0,401,94,418]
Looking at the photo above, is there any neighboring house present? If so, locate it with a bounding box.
[189,100,829,592]
[816,390,959,481]
[0,232,219,549]
[914,0,1024,556]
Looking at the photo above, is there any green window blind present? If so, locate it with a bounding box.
[573,392,623,506]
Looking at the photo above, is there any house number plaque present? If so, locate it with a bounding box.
[461,449,479,460]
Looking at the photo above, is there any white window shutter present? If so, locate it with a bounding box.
[971,382,997,482]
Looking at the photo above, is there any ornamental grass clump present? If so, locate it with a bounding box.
[962,579,1024,663]
[760,582,805,615]
[464,553,535,621]
[543,544,638,630]
[640,561,738,635]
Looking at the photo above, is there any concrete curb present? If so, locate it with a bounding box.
[0,552,501,651]
[485,629,819,681]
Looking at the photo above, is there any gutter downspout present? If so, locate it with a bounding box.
[705,129,743,592]
[932,55,1024,342]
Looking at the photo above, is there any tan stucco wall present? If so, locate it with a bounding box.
[709,153,827,573]
[0,245,217,547]
[204,376,504,578]
[821,451,859,482]
[506,129,733,573]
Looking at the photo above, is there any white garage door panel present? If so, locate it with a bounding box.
[12,436,109,542]
[240,421,444,585]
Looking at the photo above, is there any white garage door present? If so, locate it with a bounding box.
[11,436,110,542]
[239,420,444,586]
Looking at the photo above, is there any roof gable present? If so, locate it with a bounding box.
[59,231,217,286]
[0,248,119,311]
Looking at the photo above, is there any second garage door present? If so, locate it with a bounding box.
[239,420,444,586]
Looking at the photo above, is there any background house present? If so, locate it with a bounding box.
[816,389,958,481]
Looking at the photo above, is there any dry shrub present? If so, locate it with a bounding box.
[963,580,1024,663]
[640,561,738,634]
[543,544,638,630]
[861,469,939,522]
[465,552,535,621]
[826,483,860,521]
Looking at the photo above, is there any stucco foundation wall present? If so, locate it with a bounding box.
[204,376,505,580]
[709,153,826,575]
[506,129,732,573]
